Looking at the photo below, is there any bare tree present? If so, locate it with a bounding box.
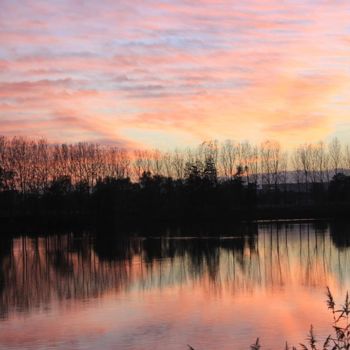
[8,137,32,194]
[219,140,237,179]
[279,151,289,190]
[238,141,254,184]
[296,144,312,191]
[133,150,152,180]
[329,137,342,175]
[291,149,303,191]
[314,142,328,183]
[161,152,173,178]
[150,149,163,176]
[172,149,185,180]
[260,140,281,189]
[29,138,50,192]
[2,134,350,195]
[345,145,350,172]
[106,147,130,179]
[249,145,259,185]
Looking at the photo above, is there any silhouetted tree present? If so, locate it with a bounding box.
[329,173,350,202]
[203,156,217,185]
[0,135,349,223]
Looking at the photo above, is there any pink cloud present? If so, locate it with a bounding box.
[1,0,350,148]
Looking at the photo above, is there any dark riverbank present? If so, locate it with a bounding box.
[1,201,349,236]
[1,168,350,234]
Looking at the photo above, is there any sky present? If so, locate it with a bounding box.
[1,0,350,150]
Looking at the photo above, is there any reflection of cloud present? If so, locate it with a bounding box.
[1,0,350,148]
[0,224,350,348]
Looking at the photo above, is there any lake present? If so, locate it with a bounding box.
[1,221,350,349]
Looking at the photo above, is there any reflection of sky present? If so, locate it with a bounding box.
[1,1,350,148]
[0,223,350,348]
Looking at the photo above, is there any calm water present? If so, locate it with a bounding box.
[1,221,350,349]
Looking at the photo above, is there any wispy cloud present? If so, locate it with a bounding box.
[1,0,350,148]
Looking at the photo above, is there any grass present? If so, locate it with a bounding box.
[188,287,350,350]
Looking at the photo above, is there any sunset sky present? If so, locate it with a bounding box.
[1,0,350,150]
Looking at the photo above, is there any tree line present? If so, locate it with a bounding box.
[1,135,350,191]
[0,135,349,223]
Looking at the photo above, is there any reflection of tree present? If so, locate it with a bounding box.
[0,236,12,305]
[1,223,350,319]
[330,221,350,249]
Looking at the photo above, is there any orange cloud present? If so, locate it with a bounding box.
[0,0,350,148]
